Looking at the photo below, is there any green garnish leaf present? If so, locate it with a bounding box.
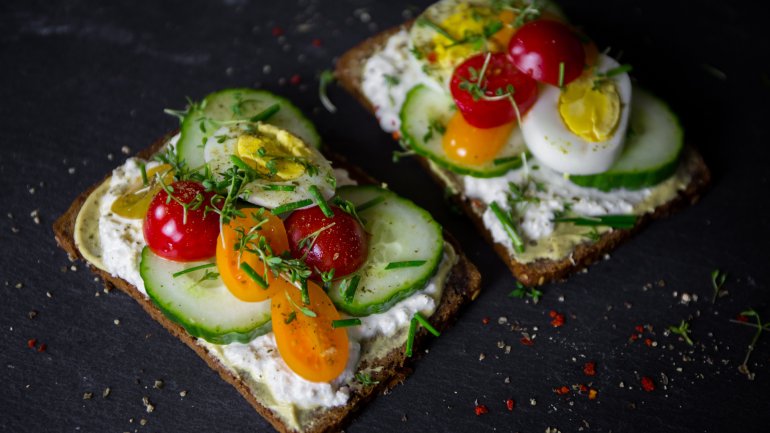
[490,201,525,253]
[414,312,440,337]
[356,195,386,213]
[332,318,362,329]
[405,317,418,357]
[355,372,379,386]
[508,281,542,303]
[309,185,334,218]
[341,274,361,304]
[385,260,427,270]
[272,199,314,215]
[319,70,337,113]
[172,263,217,278]
[553,214,637,229]
[284,311,297,324]
[262,184,297,192]
[668,319,694,346]
[711,269,728,303]
[285,290,317,318]
[240,262,268,289]
[248,103,281,123]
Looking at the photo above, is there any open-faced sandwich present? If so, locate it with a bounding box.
[336,0,710,286]
[53,88,481,433]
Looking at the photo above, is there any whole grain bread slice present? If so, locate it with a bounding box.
[335,24,711,287]
[52,132,482,433]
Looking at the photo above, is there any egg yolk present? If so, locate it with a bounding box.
[558,74,621,142]
[442,111,515,165]
[431,5,513,68]
[236,126,311,180]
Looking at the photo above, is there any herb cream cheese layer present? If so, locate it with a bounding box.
[360,29,693,263]
[74,138,457,431]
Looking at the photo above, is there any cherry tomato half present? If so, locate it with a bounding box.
[271,280,349,382]
[217,208,295,302]
[284,206,368,281]
[508,19,586,87]
[450,52,538,129]
[143,181,220,261]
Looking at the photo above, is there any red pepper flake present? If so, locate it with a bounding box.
[634,325,644,333]
[37,343,47,353]
[481,317,490,325]
[505,398,515,411]
[27,338,37,349]
[629,334,639,342]
[554,386,570,395]
[391,131,402,141]
[520,337,534,346]
[578,384,588,392]
[644,338,653,347]
[474,404,489,416]
[549,310,565,327]
[640,376,655,392]
[583,361,596,377]
[736,314,749,323]
[588,389,598,400]
[427,51,438,63]
[271,26,284,37]
[289,74,301,85]
[311,38,322,47]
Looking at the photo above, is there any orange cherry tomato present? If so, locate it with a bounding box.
[442,110,517,166]
[271,281,349,382]
[216,208,294,302]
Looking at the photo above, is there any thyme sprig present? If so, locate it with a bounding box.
[355,372,379,387]
[319,70,337,113]
[508,281,543,303]
[458,53,523,126]
[730,309,770,380]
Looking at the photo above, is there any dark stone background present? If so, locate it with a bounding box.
[1,1,769,432]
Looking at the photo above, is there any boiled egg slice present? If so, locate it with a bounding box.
[520,54,632,175]
[204,123,335,210]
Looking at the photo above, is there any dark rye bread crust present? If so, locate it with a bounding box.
[52,132,482,433]
[335,24,711,286]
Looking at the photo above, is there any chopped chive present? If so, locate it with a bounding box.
[416,17,458,43]
[558,62,565,88]
[172,263,216,278]
[272,199,313,215]
[414,312,441,337]
[489,201,525,253]
[332,318,362,329]
[493,155,522,166]
[239,262,268,289]
[309,185,334,218]
[139,163,148,186]
[356,195,386,212]
[385,260,427,270]
[405,317,417,357]
[285,290,317,317]
[342,274,361,304]
[300,278,310,305]
[553,214,637,229]
[262,184,296,192]
[248,103,281,123]
[230,155,258,177]
[284,311,297,324]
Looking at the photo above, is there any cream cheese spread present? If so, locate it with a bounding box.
[78,142,454,424]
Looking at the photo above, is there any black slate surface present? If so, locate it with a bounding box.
[2,1,770,432]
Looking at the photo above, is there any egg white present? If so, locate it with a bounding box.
[520,54,632,175]
[203,124,335,210]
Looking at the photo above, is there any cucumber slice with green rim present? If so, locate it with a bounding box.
[177,88,321,170]
[328,185,444,316]
[139,247,272,344]
[569,88,684,191]
[400,84,527,178]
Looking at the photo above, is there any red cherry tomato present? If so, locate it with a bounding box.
[143,181,220,261]
[450,52,538,129]
[508,19,586,87]
[284,206,368,281]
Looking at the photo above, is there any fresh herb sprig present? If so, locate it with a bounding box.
[508,281,543,303]
[490,201,525,253]
[332,318,362,329]
[319,70,337,113]
[730,309,770,380]
[668,319,694,346]
[355,372,379,387]
[711,269,728,303]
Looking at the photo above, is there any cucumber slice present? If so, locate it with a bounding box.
[177,88,321,170]
[569,88,684,191]
[328,185,444,316]
[400,84,527,178]
[139,247,272,344]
